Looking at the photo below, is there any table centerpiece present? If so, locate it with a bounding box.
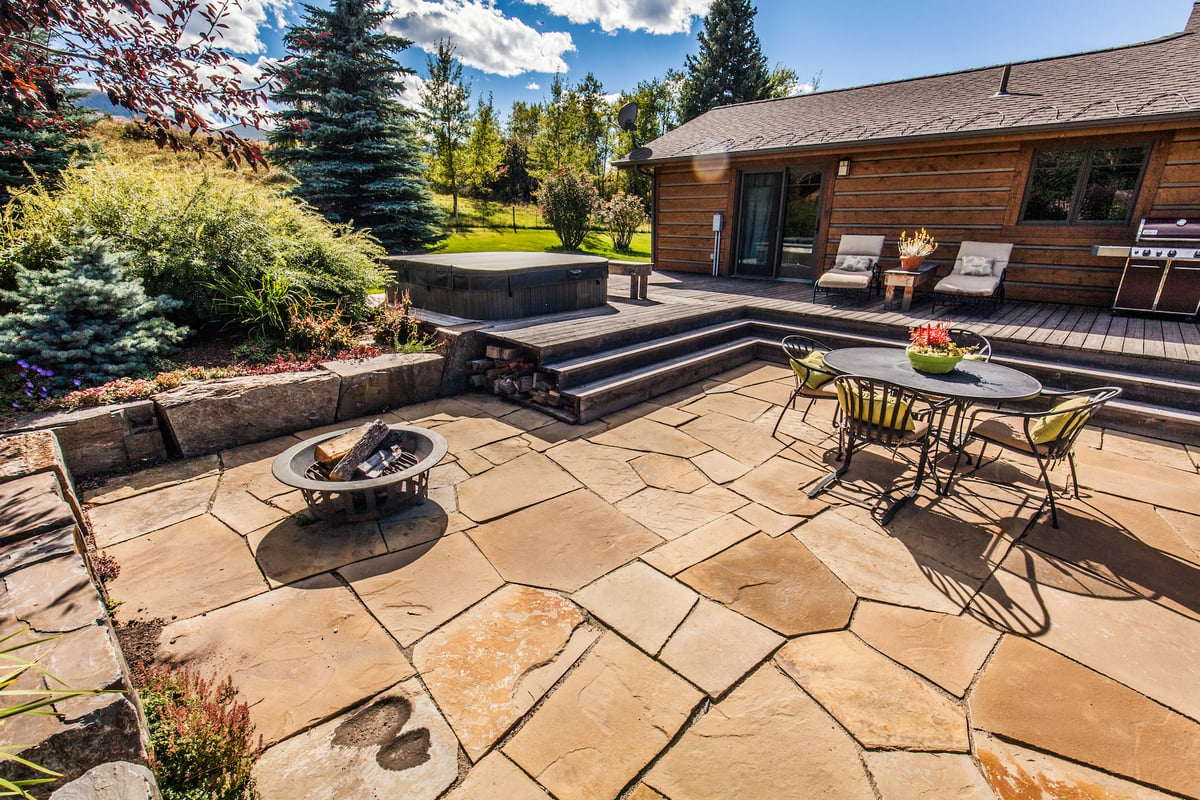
[898,227,937,271]
[907,320,976,373]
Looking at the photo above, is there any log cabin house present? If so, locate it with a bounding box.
[618,3,1200,307]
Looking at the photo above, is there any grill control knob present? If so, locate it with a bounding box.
[1168,249,1178,257]
[1155,250,1165,257]
[1142,248,1152,256]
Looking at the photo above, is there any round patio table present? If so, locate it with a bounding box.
[822,347,1042,403]
[821,347,1042,499]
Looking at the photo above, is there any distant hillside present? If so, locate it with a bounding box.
[77,91,268,141]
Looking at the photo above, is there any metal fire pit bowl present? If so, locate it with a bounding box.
[272,424,448,523]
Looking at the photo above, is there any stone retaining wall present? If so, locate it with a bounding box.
[0,432,159,799]
[6,354,446,476]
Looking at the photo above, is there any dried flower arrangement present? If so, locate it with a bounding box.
[897,228,938,258]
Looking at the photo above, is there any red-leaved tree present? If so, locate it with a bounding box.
[0,0,275,168]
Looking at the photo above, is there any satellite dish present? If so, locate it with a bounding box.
[617,102,639,132]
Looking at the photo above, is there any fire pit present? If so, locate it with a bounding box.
[272,424,448,523]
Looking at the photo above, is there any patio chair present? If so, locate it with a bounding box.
[807,374,951,524]
[772,335,838,437]
[947,386,1122,527]
[813,235,885,304]
[949,328,992,361]
[932,241,1013,315]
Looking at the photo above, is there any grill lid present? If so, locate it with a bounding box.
[1137,218,1200,242]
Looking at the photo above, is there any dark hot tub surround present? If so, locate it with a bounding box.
[1093,218,1200,319]
[387,252,609,320]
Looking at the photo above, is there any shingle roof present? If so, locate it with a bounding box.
[620,6,1200,165]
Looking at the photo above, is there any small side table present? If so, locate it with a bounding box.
[883,262,940,311]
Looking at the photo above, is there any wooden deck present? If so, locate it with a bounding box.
[483,271,1200,367]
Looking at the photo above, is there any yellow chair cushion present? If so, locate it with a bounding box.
[791,352,835,390]
[1030,396,1091,444]
[837,384,916,431]
[963,353,986,361]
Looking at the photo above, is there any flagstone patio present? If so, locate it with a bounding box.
[89,360,1200,800]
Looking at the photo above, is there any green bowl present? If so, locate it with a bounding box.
[906,346,963,374]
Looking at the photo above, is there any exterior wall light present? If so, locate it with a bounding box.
[837,158,851,177]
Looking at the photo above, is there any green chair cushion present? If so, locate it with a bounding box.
[791,351,836,390]
[1030,396,1091,444]
[836,384,916,431]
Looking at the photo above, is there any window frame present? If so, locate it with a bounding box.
[1018,141,1152,226]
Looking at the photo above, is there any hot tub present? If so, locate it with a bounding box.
[386,252,609,319]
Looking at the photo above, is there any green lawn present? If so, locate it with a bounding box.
[434,227,651,262]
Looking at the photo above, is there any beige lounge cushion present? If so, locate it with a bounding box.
[838,255,874,272]
[818,271,872,289]
[935,273,1002,296]
[961,256,993,276]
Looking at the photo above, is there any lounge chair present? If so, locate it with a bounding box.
[932,241,1013,315]
[947,386,1122,527]
[813,235,885,304]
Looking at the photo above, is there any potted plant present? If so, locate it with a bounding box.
[907,320,976,373]
[897,228,937,271]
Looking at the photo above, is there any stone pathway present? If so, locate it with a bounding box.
[90,361,1200,800]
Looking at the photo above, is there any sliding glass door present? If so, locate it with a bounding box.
[733,166,825,280]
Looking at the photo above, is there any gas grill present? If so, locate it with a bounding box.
[1093,218,1200,318]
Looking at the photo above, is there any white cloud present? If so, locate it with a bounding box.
[526,81,541,90]
[385,0,575,77]
[183,0,296,54]
[397,72,427,110]
[521,0,710,35]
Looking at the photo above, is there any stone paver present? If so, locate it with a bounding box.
[341,532,503,647]
[1073,445,1200,515]
[970,635,1200,799]
[156,574,413,745]
[851,602,999,697]
[253,678,458,800]
[3,555,102,633]
[1093,430,1195,473]
[727,456,828,516]
[974,731,1184,800]
[680,412,783,466]
[590,418,708,457]
[629,453,708,492]
[443,753,551,800]
[433,416,524,453]
[87,475,218,547]
[793,508,980,614]
[678,533,854,636]
[776,631,969,751]
[378,501,456,553]
[474,438,532,465]
[248,517,387,587]
[210,488,289,535]
[106,515,266,621]
[469,490,663,592]
[733,502,803,536]
[643,665,874,800]
[681,392,771,423]
[971,544,1200,721]
[83,455,220,505]
[503,635,700,800]
[689,448,750,484]
[414,585,597,760]
[659,597,784,698]
[573,562,698,654]
[864,751,995,800]
[544,440,644,502]
[735,379,794,407]
[457,453,581,522]
[616,485,746,540]
[641,514,757,576]
[645,406,697,427]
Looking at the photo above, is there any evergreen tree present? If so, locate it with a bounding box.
[497,101,540,202]
[575,73,612,187]
[463,93,504,198]
[0,232,185,390]
[0,33,96,202]
[419,39,472,224]
[268,0,443,253]
[679,0,778,122]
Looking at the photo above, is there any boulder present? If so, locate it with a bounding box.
[50,762,160,800]
[12,403,166,480]
[321,353,444,421]
[154,371,340,457]
[0,431,86,531]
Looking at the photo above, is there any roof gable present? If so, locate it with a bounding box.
[624,6,1200,165]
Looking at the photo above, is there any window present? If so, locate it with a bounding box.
[1021,143,1150,224]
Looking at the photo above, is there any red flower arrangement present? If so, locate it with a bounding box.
[908,320,976,357]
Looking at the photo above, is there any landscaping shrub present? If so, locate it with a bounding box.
[595,192,647,252]
[538,168,598,249]
[0,162,387,324]
[138,664,261,800]
[283,299,359,353]
[372,290,432,352]
[0,232,186,394]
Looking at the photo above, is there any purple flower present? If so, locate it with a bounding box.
[23,389,32,397]
[11,402,19,409]
[16,360,28,370]
[73,379,82,387]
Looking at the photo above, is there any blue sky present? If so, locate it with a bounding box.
[232,0,1194,119]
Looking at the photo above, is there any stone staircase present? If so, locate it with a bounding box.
[486,309,1200,444]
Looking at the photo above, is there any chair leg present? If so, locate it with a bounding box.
[771,388,801,438]
[809,437,854,497]
[801,396,818,422]
[1067,451,1081,499]
[1033,455,1060,528]
[881,434,933,525]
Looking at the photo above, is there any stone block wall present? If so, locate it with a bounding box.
[0,432,159,799]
